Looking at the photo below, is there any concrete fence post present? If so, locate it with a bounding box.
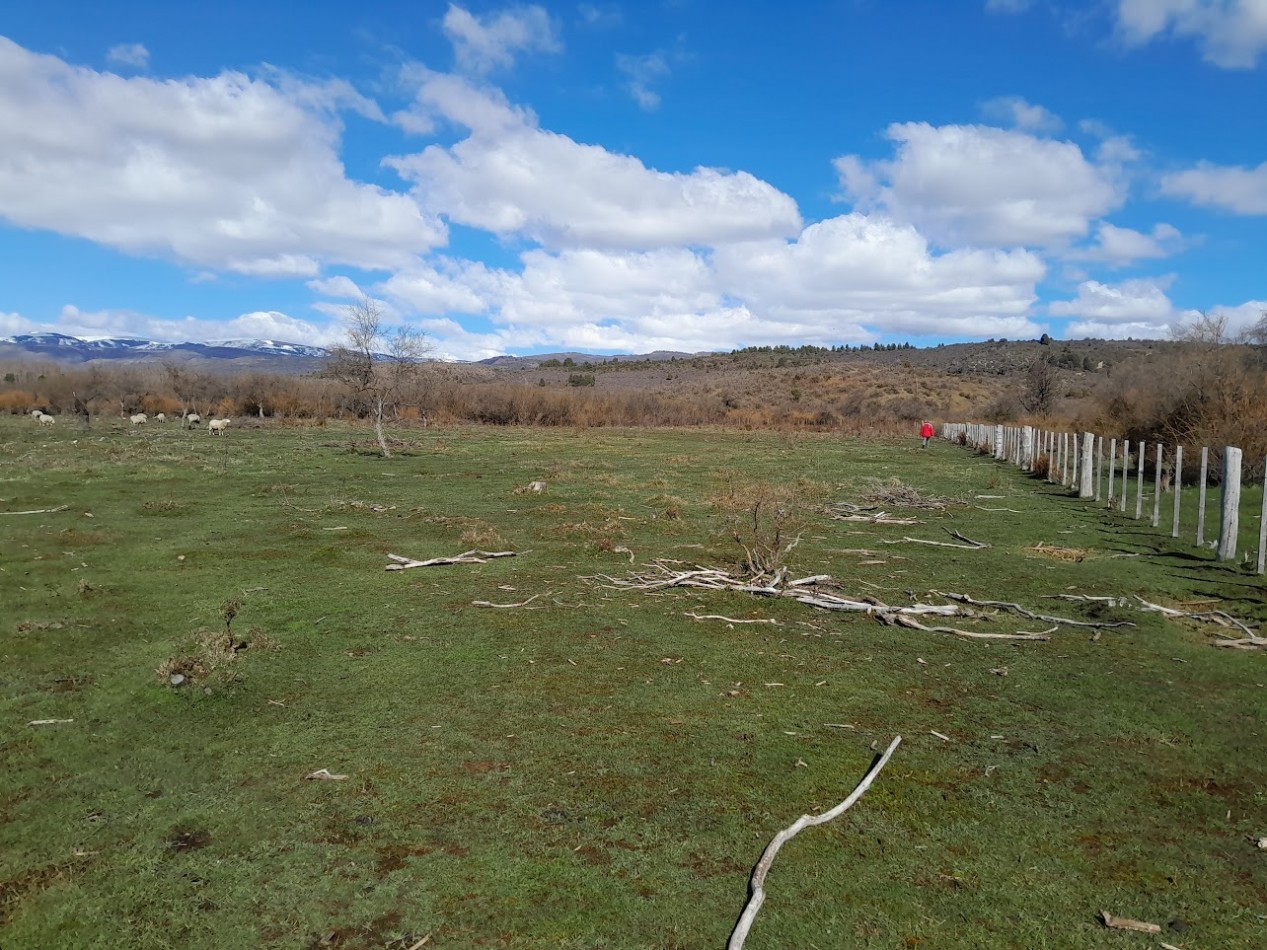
[1197,447,1209,546]
[1094,435,1103,502]
[1217,447,1242,561]
[994,425,1004,459]
[1151,443,1164,528]
[1135,441,1145,519]
[1079,432,1095,498]
[1119,441,1129,513]
[1172,445,1183,538]
[1107,437,1117,507]
[1021,426,1034,471]
[1259,458,1266,575]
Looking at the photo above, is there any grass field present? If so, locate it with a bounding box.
[2,418,1266,949]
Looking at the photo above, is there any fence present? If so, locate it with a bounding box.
[940,423,1267,575]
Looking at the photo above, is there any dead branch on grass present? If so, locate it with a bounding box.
[881,535,988,550]
[1098,911,1161,934]
[385,550,517,571]
[471,593,548,609]
[882,613,1054,641]
[2,504,70,516]
[827,503,922,526]
[685,612,780,625]
[931,592,1136,630]
[728,736,902,950]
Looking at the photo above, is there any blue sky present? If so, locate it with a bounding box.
[1,0,1266,359]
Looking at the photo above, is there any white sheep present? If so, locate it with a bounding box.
[207,418,231,435]
[37,412,55,426]
[130,413,147,426]
[30,409,43,419]
[184,413,202,429]
[154,413,166,423]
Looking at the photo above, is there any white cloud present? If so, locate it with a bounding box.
[442,3,561,74]
[713,213,1046,338]
[1050,277,1193,338]
[306,275,365,299]
[53,303,345,346]
[1068,221,1182,265]
[980,96,1062,133]
[386,73,802,250]
[836,122,1123,248]
[1161,160,1267,213]
[616,52,671,111]
[0,310,35,336]
[985,0,1033,12]
[106,43,149,69]
[1114,0,1267,68]
[0,37,444,275]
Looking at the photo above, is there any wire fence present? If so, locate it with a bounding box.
[940,422,1267,575]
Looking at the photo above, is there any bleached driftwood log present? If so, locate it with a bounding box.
[728,736,902,950]
[386,550,517,571]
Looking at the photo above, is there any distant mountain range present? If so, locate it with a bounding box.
[0,332,702,371]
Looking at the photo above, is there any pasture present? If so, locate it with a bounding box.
[2,418,1265,949]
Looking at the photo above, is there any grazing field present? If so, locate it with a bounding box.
[2,418,1265,949]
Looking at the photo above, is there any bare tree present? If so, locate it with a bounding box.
[323,297,433,458]
[1020,359,1061,416]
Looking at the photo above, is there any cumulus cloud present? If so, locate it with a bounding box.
[0,37,444,275]
[1068,221,1182,265]
[386,72,802,250]
[980,96,1062,133]
[1114,0,1267,68]
[442,3,561,74]
[106,43,149,69]
[616,51,671,110]
[53,303,345,346]
[1049,277,1194,338]
[1161,160,1267,214]
[713,213,1046,338]
[0,310,35,336]
[835,122,1123,248]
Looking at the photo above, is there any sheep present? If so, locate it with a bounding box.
[37,412,55,426]
[184,413,202,429]
[130,413,147,426]
[207,418,231,435]
[154,413,166,423]
[30,409,43,419]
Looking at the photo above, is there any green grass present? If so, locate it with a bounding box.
[2,419,1266,949]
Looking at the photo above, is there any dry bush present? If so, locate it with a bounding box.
[710,479,807,578]
[859,477,948,509]
[156,627,278,690]
[1031,454,1051,479]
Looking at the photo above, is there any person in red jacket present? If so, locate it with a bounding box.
[919,421,934,449]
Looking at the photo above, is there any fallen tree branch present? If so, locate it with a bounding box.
[685,611,780,625]
[471,593,547,609]
[1133,596,1259,639]
[386,550,517,571]
[881,536,988,550]
[947,529,990,548]
[884,613,1054,641]
[729,736,902,950]
[1098,910,1161,934]
[2,505,70,516]
[930,592,1136,630]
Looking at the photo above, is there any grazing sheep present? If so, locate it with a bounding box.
[184,413,202,429]
[130,413,147,426]
[30,409,43,419]
[37,412,55,426]
[154,413,166,423]
[207,418,231,435]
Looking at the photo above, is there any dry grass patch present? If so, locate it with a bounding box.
[1026,542,1094,562]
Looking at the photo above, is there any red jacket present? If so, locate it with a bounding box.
[919,423,934,438]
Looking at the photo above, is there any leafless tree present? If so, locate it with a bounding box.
[1020,359,1061,416]
[323,297,433,458]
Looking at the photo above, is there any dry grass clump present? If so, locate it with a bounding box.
[710,479,807,577]
[1026,542,1093,562]
[859,477,950,510]
[460,520,506,549]
[156,627,279,689]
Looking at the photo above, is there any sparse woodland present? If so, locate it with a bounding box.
[3,331,1265,474]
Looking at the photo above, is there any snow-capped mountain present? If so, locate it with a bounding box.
[0,332,332,366]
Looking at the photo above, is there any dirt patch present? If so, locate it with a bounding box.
[1026,543,1093,562]
[0,862,78,925]
[166,827,213,852]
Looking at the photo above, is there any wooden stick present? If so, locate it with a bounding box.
[1,505,70,516]
[887,613,1054,641]
[1099,911,1161,934]
[728,736,902,950]
[386,550,517,571]
[471,594,545,608]
[931,592,1136,629]
[685,612,780,625]
[880,536,988,549]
